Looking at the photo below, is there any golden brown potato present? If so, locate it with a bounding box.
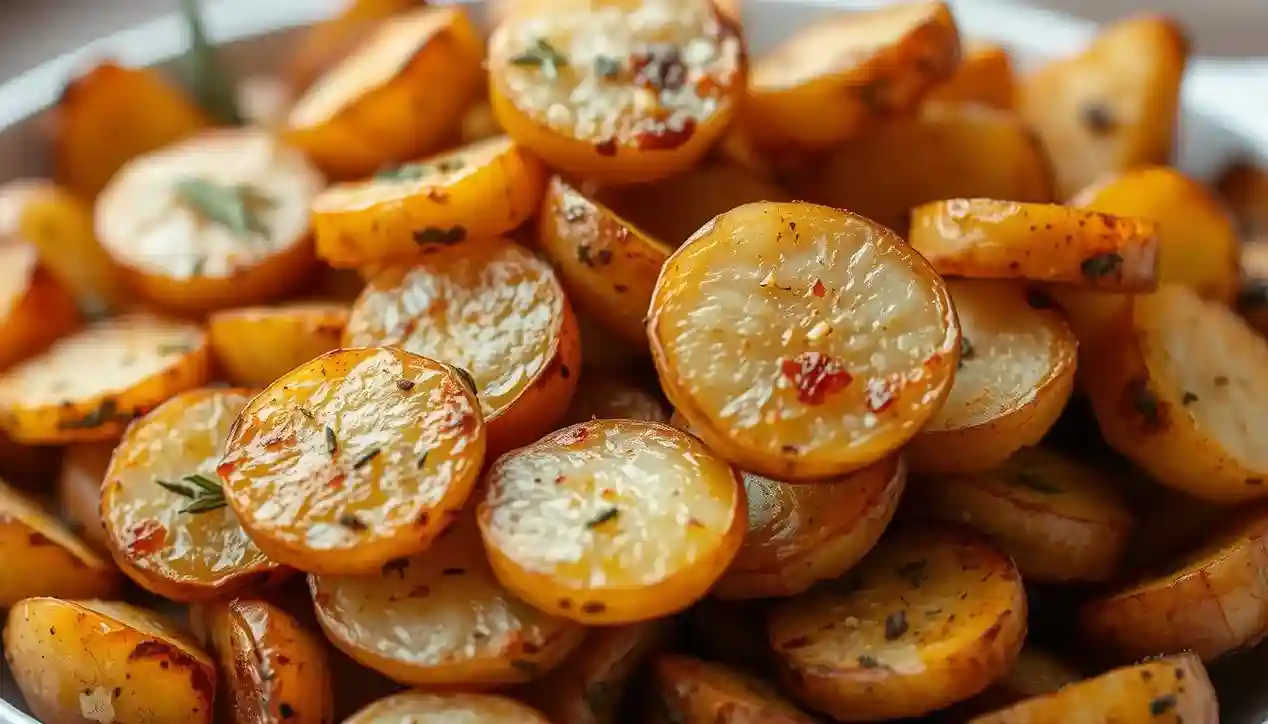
[345,237,580,454]
[904,447,1135,583]
[95,128,324,316]
[562,373,669,425]
[768,525,1026,721]
[480,420,745,624]
[0,314,210,444]
[286,0,426,92]
[208,302,348,387]
[969,654,1217,724]
[286,6,484,179]
[925,41,1016,110]
[56,443,114,553]
[0,242,81,372]
[649,201,959,481]
[460,100,505,144]
[219,347,486,574]
[743,2,961,156]
[651,654,818,724]
[802,104,1053,235]
[1084,284,1268,502]
[53,62,211,200]
[910,199,1160,290]
[1217,161,1268,235]
[346,691,553,723]
[4,598,216,724]
[1019,16,1188,198]
[489,0,743,184]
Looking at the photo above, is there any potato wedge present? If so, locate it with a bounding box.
[906,281,1077,473]
[563,373,669,425]
[345,237,580,454]
[0,314,209,444]
[969,654,1217,724]
[286,0,426,92]
[926,41,1016,110]
[649,201,959,481]
[208,302,348,387]
[1081,503,1268,661]
[313,136,547,267]
[802,104,1053,235]
[201,598,333,724]
[1217,161,1268,236]
[0,241,81,371]
[102,388,289,601]
[346,692,552,723]
[57,443,113,552]
[4,598,216,724]
[743,2,960,155]
[768,525,1026,721]
[95,128,324,315]
[285,6,484,179]
[910,199,1160,290]
[53,62,211,200]
[488,0,743,184]
[0,481,119,604]
[480,420,745,624]
[1084,284,1268,502]
[539,176,672,347]
[219,347,485,574]
[313,515,585,687]
[1018,16,1188,199]
[904,446,1135,583]
[651,654,818,724]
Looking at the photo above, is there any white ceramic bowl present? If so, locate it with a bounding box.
[0,0,1265,721]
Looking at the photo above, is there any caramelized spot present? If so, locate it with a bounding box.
[780,352,853,405]
[126,520,168,556]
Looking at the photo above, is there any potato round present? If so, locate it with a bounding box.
[743,1,961,155]
[312,135,548,267]
[208,302,348,388]
[345,237,579,454]
[285,6,485,179]
[346,692,552,723]
[95,129,324,315]
[905,446,1135,583]
[906,281,1077,474]
[479,419,745,624]
[768,525,1026,721]
[539,175,672,346]
[0,241,80,371]
[1084,284,1268,502]
[969,654,1217,724]
[563,374,669,425]
[218,347,486,574]
[0,314,209,444]
[311,515,585,687]
[648,201,959,480]
[0,481,119,605]
[909,199,1160,290]
[102,388,288,601]
[926,41,1015,110]
[4,598,216,724]
[284,0,424,92]
[488,0,743,184]
[652,654,817,724]
[57,443,114,552]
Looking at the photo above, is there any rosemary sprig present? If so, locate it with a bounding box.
[156,473,227,514]
[177,0,242,124]
[175,177,275,239]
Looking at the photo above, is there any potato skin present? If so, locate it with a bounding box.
[652,654,818,724]
[209,303,349,387]
[0,242,82,372]
[285,0,426,92]
[0,482,120,605]
[925,42,1015,110]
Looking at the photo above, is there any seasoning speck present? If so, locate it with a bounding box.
[586,507,620,529]
[324,426,338,455]
[884,611,908,640]
[352,447,381,470]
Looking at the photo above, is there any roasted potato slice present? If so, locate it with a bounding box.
[312,135,547,267]
[969,654,1217,724]
[0,241,80,371]
[219,347,485,574]
[479,420,745,624]
[906,281,1076,473]
[1018,16,1188,199]
[4,598,216,724]
[1217,161,1268,236]
[563,373,669,425]
[54,62,211,200]
[345,237,580,454]
[0,314,209,444]
[904,446,1135,583]
[208,302,348,387]
[802,104,1053,235]
[57,443,113,552]
[0,481,119,604]
[1084,284,1268,502]
[285,6,484,179]
[926,41,1016,110]
[102,388,289,601]
[313,516,585,687]
[648,201,959,481]
[95,128,324,315]
[651,654,818,724]
[910,199,1160,290]
[768,525,1026,721]
[540,176,672,347]
[286,0,426,92]
[346,692,552,723]
[200,598,333,724]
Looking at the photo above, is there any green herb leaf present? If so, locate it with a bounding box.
[325,426,338,455]
[177,0,242,124]
[586,507,620,529]
[593,55,622,79]
[374,163,431,183]
[1080,252,1124,280]
[58,398,126,430]
[156,480,197,499]
[509,38,569,79]
[167,473,228,515]
[175,177,275,239]
[352,447,381,471]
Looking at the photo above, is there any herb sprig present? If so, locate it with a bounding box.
[509,38,569,79]
[156,473,227,514]
[177,0,242,124]
[175,178,275,239]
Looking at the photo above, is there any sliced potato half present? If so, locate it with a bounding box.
[285,0,425,92]
[57,443,114,552]
[0,481,119,605]
[652,654,818,724]
[648,201,959,481]
[480,420,745,624]
[907,281,1077,473]
[208,302,348,387]
[768,525,1026,721]
[563,373,669,426]
[0,314,209,444]
[346,692,552,723]
[0,241,81,371]
[345,237,580,454]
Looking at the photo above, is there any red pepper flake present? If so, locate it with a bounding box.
[811,279,826,298]
[127,520,168,555]
[865,378,897,413]
[780,352,853,405]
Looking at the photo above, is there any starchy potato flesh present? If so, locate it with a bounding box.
[345,691,553,723]
[208,302,348,388]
